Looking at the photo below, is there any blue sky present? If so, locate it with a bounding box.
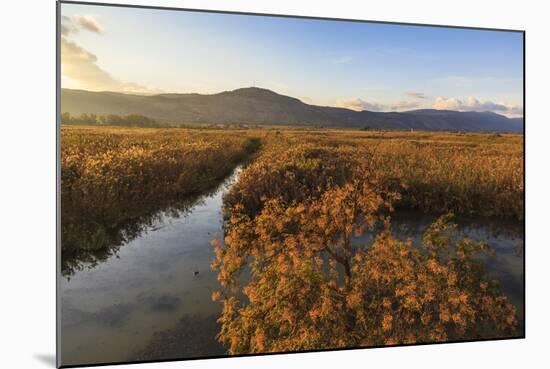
[60,3,524,117]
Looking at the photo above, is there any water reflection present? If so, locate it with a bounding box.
[61,181,231,276]
[132,314,224,361]
[353,211,524,327]
[60,168,242,366]
[59,166,524,365]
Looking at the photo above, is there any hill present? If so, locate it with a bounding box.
[61,87,523,132]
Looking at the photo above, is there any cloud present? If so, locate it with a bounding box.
[61,16,77,36]
[432,96,523,117]
[330,56,352,64]
[505,105,524,116]
[61,15,160,94]
[335,98,419,112]
[62,37,120,90]
[62,38,157,93]
[337,96,522,117]
[336,98,384,112]
[74,15,104,33]
[61,15,104,35]
[406,91,428,99]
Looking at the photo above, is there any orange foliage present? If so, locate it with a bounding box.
[212,139,519,353]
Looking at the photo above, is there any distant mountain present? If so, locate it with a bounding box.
[61,87,523,132]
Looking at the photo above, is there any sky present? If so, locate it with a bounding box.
[60,3,524,117]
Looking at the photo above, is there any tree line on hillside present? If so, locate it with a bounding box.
[61,112,162,127]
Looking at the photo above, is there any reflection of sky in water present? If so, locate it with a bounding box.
[60,168,524,365]
[352,212,523,323]
[60,168,242,366]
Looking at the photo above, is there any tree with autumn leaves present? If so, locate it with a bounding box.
[211,149,518,354]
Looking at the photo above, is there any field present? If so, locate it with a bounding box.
[61,125,523,352]
[61,126,261,273]
[223,129,523,219]
[212,128,523,351]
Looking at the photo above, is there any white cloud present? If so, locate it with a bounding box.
[336,98,383,112]
[335,98,419,112]
[61,16,75,36]
[61,15,160,94]
[61,15,104,35]
[62,37,154,93]
[74,15,104,33]
[61,38,118,89]
[336,96,522,117]
[433,96,523,117]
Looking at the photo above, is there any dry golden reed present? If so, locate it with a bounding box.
[212,128,522,353]
[61,126,260,259]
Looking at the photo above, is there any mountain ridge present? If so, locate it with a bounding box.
[61,87,523,132]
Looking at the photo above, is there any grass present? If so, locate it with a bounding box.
[213,129,523,352]
[60,126,523,274]
[61,126,261,273]
[60,125,524,347]
[224,129,523,220]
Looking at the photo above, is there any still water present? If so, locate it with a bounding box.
[60,166,524,366]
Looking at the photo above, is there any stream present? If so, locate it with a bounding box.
[59,165,524,366]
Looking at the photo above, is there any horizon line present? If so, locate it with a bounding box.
[60,87,524,119]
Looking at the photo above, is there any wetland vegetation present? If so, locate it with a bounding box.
[61,125,523,361]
